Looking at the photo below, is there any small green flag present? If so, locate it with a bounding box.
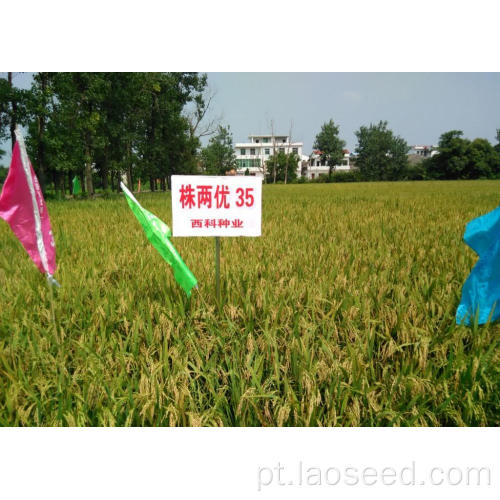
[72,176,82,195]
[120,182,197,297]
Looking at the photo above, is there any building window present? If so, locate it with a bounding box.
[292,147,298,154]
[240,149,246,155]
[264,148,270,155]
[250,148,256,155]
[255,139,259,143]
[311,174,315,179]
[263,137,269,143]
[282,138,286,143]
[279,148,285,153]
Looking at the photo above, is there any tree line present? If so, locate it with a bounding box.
[313,119,500,182]
[0,72,214,195]
[200,119,500,185]
[2,73,500,191]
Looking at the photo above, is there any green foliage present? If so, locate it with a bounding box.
[404,161,429,181]
[0,77,10,142]
[330,169,362,182]
[465,138,500,178]
[265,152,299,183]
[18,72,209,195]
[355,121,409,180]
[0,182,499,426]
[313,119,346,178]
[426,130,469,179]
[200,125,236,175]
[426,130,500,180]
[0,166,7,184]
[0,73,30,151]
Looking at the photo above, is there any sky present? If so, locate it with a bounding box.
[205,73,500,153]
[2,72,500,163]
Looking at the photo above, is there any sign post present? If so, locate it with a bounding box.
[171,175,263,303]
[215,236,220,303]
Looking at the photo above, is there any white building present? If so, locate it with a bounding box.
[304,149,352,179]
[234,134,308,177]
[408,145,438,158]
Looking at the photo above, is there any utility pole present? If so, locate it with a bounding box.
[285,120,293,185]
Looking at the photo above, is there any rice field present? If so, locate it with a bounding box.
[0,180,499,426]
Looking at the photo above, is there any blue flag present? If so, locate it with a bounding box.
[456,205,500,326]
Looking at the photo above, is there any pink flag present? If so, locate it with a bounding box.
[0,128,56,278]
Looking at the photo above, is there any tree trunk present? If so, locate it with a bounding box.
[102,168,109,190]
[126,168,132,190]
[57,173,64,199]
[149,176,155,192]
[84,139,94,196]
[8,72,17,152]
[126,141,132,188]
[36,72,48,194]
[84,161,94,195]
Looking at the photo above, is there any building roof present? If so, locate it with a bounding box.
[248,134,287,138]
[235,141,303,147]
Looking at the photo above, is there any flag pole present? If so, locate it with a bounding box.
[215,236,220,304]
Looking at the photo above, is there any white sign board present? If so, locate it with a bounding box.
[171,175,262,237]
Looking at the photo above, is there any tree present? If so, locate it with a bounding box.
[0,73,28,152]
[0,77,10,145]
[495,129,500,154]
[424,130,500,180]
[464,138,500,178]
[3,72,210,195]
[200,125,236,175]
[265,152,299,183]
[313,119,346,179]
[25,72,54,194]
[184,81,220,142]
[354,121,409,181]
[425,130,469,179]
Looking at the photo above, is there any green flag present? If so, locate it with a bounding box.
[72,176,81,195]
[120,182,197,297]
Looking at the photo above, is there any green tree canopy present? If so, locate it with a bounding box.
[265,152,299,183]
[313,119,346,179]
[17,72,209,195]
[425,130,500,179]
[495,129,500,154]
[0,166,7,184]
[354,121,409,181]
[425,130,469,179]
[200,125,236,175]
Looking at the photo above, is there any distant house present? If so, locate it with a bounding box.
[304,149,352,179]
[408,145,438,163]
[234,134,308,178]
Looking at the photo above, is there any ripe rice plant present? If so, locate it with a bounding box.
[0,180,499,426]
